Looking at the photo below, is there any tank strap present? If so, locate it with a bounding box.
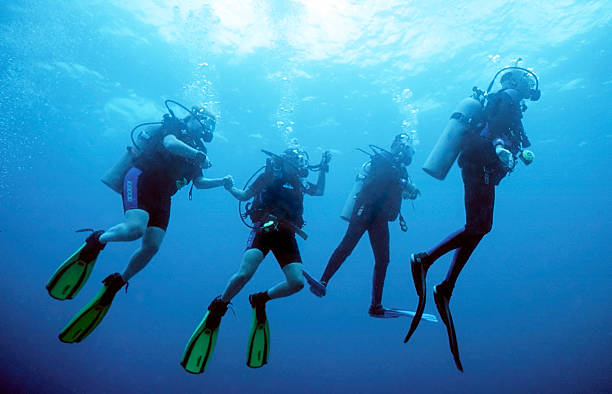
[450,111,475,126]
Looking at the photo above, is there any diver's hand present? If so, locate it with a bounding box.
[321,150,332,172]
[495,145,515,170]
[403,186,420,200]
[222,175,234,190]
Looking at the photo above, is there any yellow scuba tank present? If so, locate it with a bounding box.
[100,124,164,194]
[340,161,370,221]
[423,97,483,180]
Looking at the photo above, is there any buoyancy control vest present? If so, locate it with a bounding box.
[351,152,408,222]
[247,172,305,228]
[458,89,528,185]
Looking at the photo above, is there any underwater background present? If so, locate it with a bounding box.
[1,1,611,392]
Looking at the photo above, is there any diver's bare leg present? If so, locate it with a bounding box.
[267,262,304,299]
[99,209,149,243]
[220,248,265,302]
[121,226,165,281]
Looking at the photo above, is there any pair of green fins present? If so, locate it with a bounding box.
[46,230,125,343]
[181,296,271,373]
[47,231,270,372]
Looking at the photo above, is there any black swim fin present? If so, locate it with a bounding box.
[434,284,463,372]
[246,292,270,368]
[46,230,106,300]
[404,253,429,343]
[181,298,228,374]
[58,273,125,343]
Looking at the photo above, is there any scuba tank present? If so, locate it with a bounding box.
[101,100,211,194]
[422,96,484,180]
[339,144,391,221]
[101,124,164,193]
[340,161,370,221]
[101,149,134,194]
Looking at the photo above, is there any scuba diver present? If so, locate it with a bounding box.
[181,146,331,373]
[46,100,232,343]
[404,64,540,371]
[303,134,427,318]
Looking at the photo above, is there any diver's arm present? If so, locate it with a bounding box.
[227,185,257,201]
[163,134,211,168]
[306,170,326,196]
[192,175,233,190]
[305,151,331,196]
[163,134,201,159]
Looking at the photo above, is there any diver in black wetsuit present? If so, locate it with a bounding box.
[304,134,420,317]
[405,68,539,371]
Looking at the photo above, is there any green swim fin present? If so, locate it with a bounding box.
[181,298,228,374]
[46,230,106,300]
[246,293,270,368]
[59,273,125,343]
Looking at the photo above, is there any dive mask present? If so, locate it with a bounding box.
[282,148,310,178]
[191,106,216,142]
[490,66,541,102]
[391,133,415,165]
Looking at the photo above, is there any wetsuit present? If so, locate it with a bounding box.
[245,172,310,268]
[321,152,411,306]
[426,88,529,296]
[122,127,203,230]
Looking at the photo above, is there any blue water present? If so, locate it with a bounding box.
[1,1,611,392]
